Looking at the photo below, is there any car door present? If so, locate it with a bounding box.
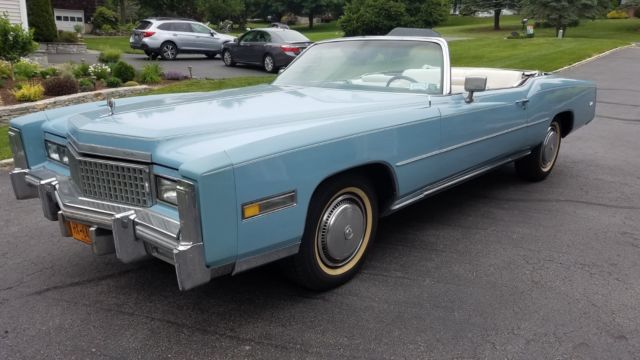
[170,22,196,50]
[234,31,258,62]
[251,31,270,63]
[191,23,221,52]
[437,87,529,178]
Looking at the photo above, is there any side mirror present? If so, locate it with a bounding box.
[464,76,487,103]
[210,31,216,37]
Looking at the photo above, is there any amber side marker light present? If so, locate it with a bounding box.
[242,191,297,220]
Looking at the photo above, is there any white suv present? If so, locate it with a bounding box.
[130,18,236,60]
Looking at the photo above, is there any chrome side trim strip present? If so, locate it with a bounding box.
[232,242,301,275]
[396,118,549,167]
[390,150,531,211]
[68,135,152,162]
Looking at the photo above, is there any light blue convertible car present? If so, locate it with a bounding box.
[8,36,596,290]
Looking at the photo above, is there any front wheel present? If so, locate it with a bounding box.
[287,175,378,290]
[515,120,562,181]
[222,50,235,66]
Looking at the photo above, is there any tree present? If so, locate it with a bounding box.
[459,0,518,30]
[203,0,246,27]
[520,0,606,36]
[339,0,408,36]
[26,0,57,42]
[296,0,344,28]
[408,0,451,28]
[0,15,38,63]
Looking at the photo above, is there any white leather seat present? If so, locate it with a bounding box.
[451,67,525,93]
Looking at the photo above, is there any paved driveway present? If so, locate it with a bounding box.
[1,47,639,359]
[48,53,270,79]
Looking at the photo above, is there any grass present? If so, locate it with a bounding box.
[147,76,275,95]
[84,35,143,54]
[0,125,10,160]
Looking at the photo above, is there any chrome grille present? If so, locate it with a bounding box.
[69,150,153,207]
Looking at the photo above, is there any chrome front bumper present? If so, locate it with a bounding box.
[10,168,229,290]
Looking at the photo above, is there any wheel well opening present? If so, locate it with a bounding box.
[314,164,397,214]
[555,111,574,138]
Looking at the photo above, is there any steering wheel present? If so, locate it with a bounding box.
[386,75,418,87]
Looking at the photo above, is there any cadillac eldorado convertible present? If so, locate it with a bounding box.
[8,35,596,291]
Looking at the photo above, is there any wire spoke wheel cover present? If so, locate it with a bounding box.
[314,187,373,276]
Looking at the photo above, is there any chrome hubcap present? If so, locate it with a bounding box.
[264,56,274,71]
[317,194,366,268]
[541,124,560,171]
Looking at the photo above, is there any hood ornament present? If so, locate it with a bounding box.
[107,97,115,115]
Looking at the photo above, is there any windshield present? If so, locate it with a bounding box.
[273,39,444,94]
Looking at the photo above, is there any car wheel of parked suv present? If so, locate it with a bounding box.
[160,42,178,60]
[222,50,235,66]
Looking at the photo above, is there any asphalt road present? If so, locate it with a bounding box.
[48,53,272,79]
[2,47,640,359]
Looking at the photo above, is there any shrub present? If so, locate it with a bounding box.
[163,70,188,80]
[11,82,44,101]
[635,7,640,18]
[112,60,135,82]
[26,0,57,42]
[43,75,79,96]
[57,30,80,43]
[0,60,12,79]
[73,24,83,34]
[89,63,111,80]
[105,76,122,88]
[340,0,408,36]
[607,9,629,18]
[72,62,90,78]
[0,15,38,63]
[13,58,40,79]
[92,6,118,32]
[98,48,122,63]
[123,80,139,87]
[39,67,58,78]
[78,78,94,92]
[139,64,162,84]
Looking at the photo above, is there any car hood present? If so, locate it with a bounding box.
[42,85,429,172]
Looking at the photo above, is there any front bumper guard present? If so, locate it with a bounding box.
[10,168,229,290]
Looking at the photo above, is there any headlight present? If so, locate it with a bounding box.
[45,141,69,165]
[156,177,178,205]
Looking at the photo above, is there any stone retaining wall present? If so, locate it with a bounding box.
[40,42,88,54]
[0,86,150,124]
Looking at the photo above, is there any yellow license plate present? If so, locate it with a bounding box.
[68,221,92,244]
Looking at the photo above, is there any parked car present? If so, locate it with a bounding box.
[9,35,596,291]
[222,28,312,72]
[130,17,236,60]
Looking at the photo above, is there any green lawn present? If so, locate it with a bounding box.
[0,125,11,160]
[147,76,275,95]
[84,35,143,54]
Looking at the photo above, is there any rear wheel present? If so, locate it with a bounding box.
[263,54,277,73]
[287,175,378,290]
[515,120,562,181]
[222,50,235,66]
[160,42,178,60]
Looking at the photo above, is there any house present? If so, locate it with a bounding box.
[50,0,104,33]
[0,0,29,30]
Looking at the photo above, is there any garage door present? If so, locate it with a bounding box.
[54,9,84,32]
